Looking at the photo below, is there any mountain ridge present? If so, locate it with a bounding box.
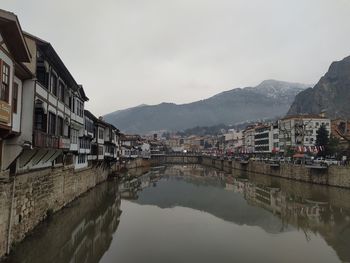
[287,56,350,118]
[105,79,309,134]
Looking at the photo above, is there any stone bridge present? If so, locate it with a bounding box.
[151,153,203,165]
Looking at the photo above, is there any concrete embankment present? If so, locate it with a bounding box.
[148,155,350,189]
[202,157,350,189]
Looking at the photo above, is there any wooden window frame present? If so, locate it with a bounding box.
[0,61,10,102]
[48,112,56,135]
[58,81,65,102]
[50,73,58,97]
[57,116,64,136]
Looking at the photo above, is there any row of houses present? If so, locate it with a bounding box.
[0,9,128,177]
[233,114,332,155]
[165,115,334,156]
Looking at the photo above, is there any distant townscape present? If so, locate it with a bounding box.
[1,9,350,178]
[2,6,350,263]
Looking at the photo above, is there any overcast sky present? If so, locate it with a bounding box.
[2,0,350,115]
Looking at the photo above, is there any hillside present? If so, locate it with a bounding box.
[288,56,350,118]
[105,80,309,134]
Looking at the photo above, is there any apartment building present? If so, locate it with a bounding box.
[279,115,331,152]
[242,126,255,153]
[254,122,279,154]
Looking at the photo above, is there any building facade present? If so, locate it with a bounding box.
[0,9,120,176]
[0,10,32,176]
[279,115,331,152]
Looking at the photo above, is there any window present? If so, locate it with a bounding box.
[34,109,45,131]
[37,66,49,89]
[34,100,46,131]
[58,81,65,102]
[98,146,103,155]
[50,73,58,96]
[0,62,10,102]
[64,88,70,106]
[71,129,78,144]
[57,116,64,136]
[85,117,94,134]
[98,128,104,140]
[76,99,84,117]
[78,154,86,164]
[12,83,18,113]
[79,138,90,149]
[48,112,56,135]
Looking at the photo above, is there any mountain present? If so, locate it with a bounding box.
[288,56,350,118]
[105,80,309,134]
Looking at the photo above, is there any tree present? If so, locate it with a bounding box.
[316,124,329,157]
[316,124,329,147]
[285,146,295,157]
[327,135,340,157]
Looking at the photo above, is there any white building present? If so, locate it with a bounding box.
[242,126,255,153]
[0,10,33,176]
[279,115,331,152]
[224,129,243,152]
[254,122,279,154]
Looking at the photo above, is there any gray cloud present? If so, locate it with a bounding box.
[3,0,350,115]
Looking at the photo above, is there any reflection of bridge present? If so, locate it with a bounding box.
[151,153,203,164]
[165,153,202,157]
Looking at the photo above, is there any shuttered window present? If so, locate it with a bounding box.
[13,83,18,113]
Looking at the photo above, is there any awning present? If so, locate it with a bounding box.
[293,153,305,158]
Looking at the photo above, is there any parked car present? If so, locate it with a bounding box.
[314,157,325,164]
[324,159,339,166]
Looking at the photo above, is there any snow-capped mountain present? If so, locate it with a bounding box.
[104,79,309,133]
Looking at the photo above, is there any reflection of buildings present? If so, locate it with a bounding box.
[228,178,333,228]
[225,174,350,262]
[7,183,122,263]
[134,165,350,263]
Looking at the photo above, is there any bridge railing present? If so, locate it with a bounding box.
[163,152,203,157]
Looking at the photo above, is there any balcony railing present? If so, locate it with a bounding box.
[33,130,70,149]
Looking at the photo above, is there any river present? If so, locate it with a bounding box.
[3,165,350,263]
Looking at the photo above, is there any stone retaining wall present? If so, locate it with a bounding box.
[0,165,109,258]
[202,157,350,189]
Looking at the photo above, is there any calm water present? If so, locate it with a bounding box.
[3,165,350,263]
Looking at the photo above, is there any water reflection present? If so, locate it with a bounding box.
[4,182,121,263]
[4,165,350,263]
[125,165,350,262]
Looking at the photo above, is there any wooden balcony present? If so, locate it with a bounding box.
[33,130,70,149]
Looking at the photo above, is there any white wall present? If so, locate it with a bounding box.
[1,80,35,171]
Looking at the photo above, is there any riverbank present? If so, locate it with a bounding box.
[0,165,110,258]
[0,156,154,259]
[2,154,350,259]
[140,155,350,189]
[5,165,350,263]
